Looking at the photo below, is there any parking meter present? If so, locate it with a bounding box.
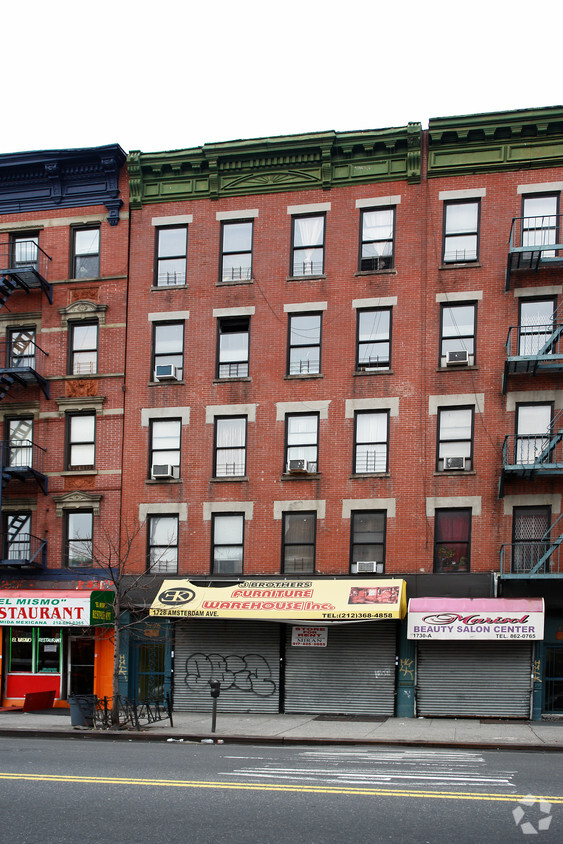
[209,679,221,698]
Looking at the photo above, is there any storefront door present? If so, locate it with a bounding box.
[544,646,563,713]
[69,637,95,696]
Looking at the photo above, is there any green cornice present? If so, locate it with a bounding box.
[128,124,422,207]
[428,106,563,177]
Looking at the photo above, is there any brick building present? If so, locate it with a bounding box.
[0,145,127,706]
[126,107,563,720]
[1,106,562,719]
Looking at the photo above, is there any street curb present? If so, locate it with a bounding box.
[0,728,561,751]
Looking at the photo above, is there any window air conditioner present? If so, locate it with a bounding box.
[152,464,175,479]
[307,461,318,473]
[444,456,466,470]
[155,364,178,381]
[288,459,306,472]
[446,350,469,366]
[356,561,384,574]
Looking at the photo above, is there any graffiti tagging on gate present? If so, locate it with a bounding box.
[184,652,276,698]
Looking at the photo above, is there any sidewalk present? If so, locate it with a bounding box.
[0,707,561,749]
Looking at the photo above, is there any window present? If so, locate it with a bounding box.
[65,510,93,567]
[6,417,33,468]
[356,308,391,370]
[443,201,480,263]
[288,313,322,375]
[153,322,184,381]
[8,627,62,674]
[69,322,98,375]
[518,298,556,356]
[155,226,188,286]
[214,416,247,477]
[148,515,178,573]
[437,407,473,471]
[512,506,551,575]
[3,512,31,563]
[212,513,244,574]
[291,214,325,276]
[359,207,395,271]
[217,316,250,378]
[282,511,316,573]
[220,221,253,281]
[440,303,476,365]
[285,413,319,473]
[150,419,181,478]
[434,509,471,572]
[66,413,95,470]
[7,327,36,369]
[354,411,388,473]
[11,232,38,269]
[515,403,552,464]
[350,511,386,574]
[72,227,100,278]
[522,194,559,257]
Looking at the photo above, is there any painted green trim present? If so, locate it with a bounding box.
[428,106,563,177]
[128,125,422,207]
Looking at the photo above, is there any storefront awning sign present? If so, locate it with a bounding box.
[0,590,115,627]
[150,579,407,622]
[407,598,544,641]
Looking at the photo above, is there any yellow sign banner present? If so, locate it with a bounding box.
[149,579,406,622]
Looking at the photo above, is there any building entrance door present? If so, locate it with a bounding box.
[69,637,95,696]
[544,646,563,713]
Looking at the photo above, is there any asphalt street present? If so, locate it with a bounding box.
[0,737,562,843]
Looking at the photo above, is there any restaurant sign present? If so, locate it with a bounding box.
[150,579,407,622]
[0,590,115,627]
[407,598,544,641]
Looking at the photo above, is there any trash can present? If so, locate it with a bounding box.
[69,694,96,727]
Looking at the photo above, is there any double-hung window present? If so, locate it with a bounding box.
[153,322,184,381]
[354,411,388,473]
[356,308,391,370]
[6,417,33,468]
[440,303,476,366]
[515,403,552,465]
[3,512,32,563]
[11,232,39,270]
[65,510,93,568]
[291,214,325,276]
[155,226,188,286]
[518,298,556,356]
[66,413,96,470]
[150,419,181,479]
[437,407,473,472]
[512,506,551,575]
[214,416,247,478]
[282,512,316,573]
[212,513,244,574]
[288,313,322,375]
[434,509,471,572]
[285,414,319,473]
[69,322,98,375]
[72,227,100,278]
[443,201,480,263]
[148,515,179,573]
[350,511,386,574]
[359,207,395,271]
[217,316,250,378]
[7,327,36,370]
[522,194,559,257]
[220,221,253,281]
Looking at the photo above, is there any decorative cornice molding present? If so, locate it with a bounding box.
[53,490,103,516]
[127,125,422,206]
[58,300,108,327]
[0,145,126,224]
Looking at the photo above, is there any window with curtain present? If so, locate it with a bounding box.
[70,322,98,375]
[434,509,471,572]
[291,215,325,276]
[214,416,247,477]
[437,406,473,471]
[212,514,244,574]
[150,419,181,478]
[148,515,178,573]
[282,511,316,573]
[153,322,184,381]
[67,412,96,469]
[359,207,395,270]
[217,316,250,378]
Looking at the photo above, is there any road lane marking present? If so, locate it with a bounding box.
[0,772,561,803]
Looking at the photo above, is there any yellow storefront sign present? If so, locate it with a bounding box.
[150,579,406,622]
